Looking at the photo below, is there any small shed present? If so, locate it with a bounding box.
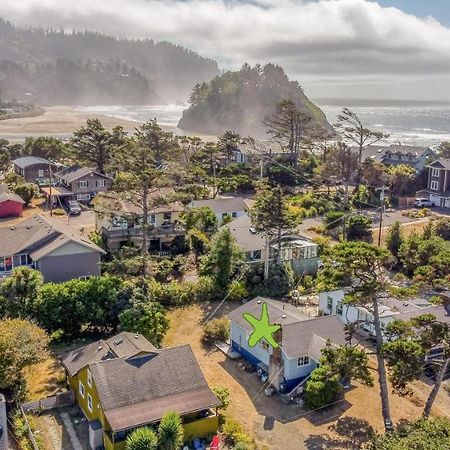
[0,191,24,218]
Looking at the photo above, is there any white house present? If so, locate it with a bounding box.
[187,196,248,224]
[318,289,449,341]
[227,297,347,394]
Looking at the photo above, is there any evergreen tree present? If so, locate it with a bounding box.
[385,221,403,259]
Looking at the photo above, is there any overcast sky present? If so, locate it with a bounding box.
[1,0,450,101]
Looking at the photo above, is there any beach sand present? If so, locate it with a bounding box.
[0,105,217,142]
[0,105,140,141]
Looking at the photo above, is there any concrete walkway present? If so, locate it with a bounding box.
[60,412,84,450]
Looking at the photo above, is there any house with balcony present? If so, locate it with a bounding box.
[62,332,219,450]
[94,187,185,252]
[417,158,450,209]
[356,144,437,172]
[228,297,347,394]
[0,214,104,282]
[222,213,320,274]
[318,289,450,343]
[55,166,113,203]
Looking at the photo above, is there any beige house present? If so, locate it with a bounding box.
[94,187,185,252]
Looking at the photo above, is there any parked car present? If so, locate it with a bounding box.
[413,198,435,208]
[67,200,82,215]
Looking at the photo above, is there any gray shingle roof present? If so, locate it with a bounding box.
[56,166,112,184]
[89,344,220,430]
[189,197,248,214]
[228,297,347,360]
[0,192,25,204]
[227,297,311,332]
[13,156,49,168]
[62,332,159,377]
[282,315,348,359]
[428,158,450,170]
[0,214,104,258]
[222,214,265,252]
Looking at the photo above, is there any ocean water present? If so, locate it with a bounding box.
[77,99,450,147]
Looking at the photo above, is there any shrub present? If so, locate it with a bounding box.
[211,386,230,412]
[52,208,65,216]
[158,411,184,450]
[126,426,158,450]
[324,211,344,229]
[304,365,342,409]
[202,317,230,343]
[222,418,253,447]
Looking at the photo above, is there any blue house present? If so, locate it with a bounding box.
[227,297,347,393]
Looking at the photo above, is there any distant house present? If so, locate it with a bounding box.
[0,215,104,282]
[222,214,320,274]
[229,139,289,165]
[418,158,450,208]
[188,196,248,224]
[55,166,113,203]
[319,289,450,343]
[12,156,58,182]
[62,332,219,450]
[94,187,185,252]
[356,144,437,172]
[228,297,347,393]
[0,190,24,218]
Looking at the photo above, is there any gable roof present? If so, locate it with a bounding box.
[228,297,347,360]
[427,158,450,170]
[189,196,248,214]
[0,192,25,205]
[62,332,158,377]
[89,344,219,431]
[0,214,105,258]
[13,156,49,168]
[56,165,112,184]
[356,145,435,165]
[227,297,311,331]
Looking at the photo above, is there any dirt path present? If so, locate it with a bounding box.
[164,303,450,450]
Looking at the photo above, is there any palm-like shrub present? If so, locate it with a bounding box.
[125,426,157,450]
[158,411,184,450]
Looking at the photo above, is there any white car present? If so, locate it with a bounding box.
[413,198,435,208]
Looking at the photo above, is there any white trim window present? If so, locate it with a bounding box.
[336,301,343,316]
[76,193,91,201]
[326,296,333,312]
[79,380,85,398]
[430,180,439,191]
[78,180,88,188]
[96,179,105,188]
[431,168,440,177]
[87,369,92,387]
[297,356,309,367]
[38,169,44,178]
[87,394,93,412]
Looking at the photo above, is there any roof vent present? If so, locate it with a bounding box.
[113,338,123,346]
[281,314,287,319]
[403,302,409,306]
[10,226,15,230]
[26,225,31,229]
[134,334,139,339]
[249,227,257,234]
[97,345,103,351]
[256,300,262,304]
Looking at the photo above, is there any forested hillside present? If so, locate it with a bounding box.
[178,63,331,137]
[0,19,219,105]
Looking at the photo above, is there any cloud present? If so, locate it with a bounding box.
[1,0,450,99]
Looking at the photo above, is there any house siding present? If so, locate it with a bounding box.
[230,322,271,367]
[15,163,52,182]
[68,174,113,196]
[38,251,101,282]
[0,200,23,218]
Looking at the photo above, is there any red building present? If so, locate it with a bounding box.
[0,192,24,218]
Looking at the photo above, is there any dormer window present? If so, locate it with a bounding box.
[297,356,309,366]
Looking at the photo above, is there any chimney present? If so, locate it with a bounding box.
[268,325,284,392]
[0,393,8,450]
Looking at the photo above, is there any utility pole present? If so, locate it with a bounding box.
[48,160,53,217]
[377,185,387,247]
[212,162,217,198]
